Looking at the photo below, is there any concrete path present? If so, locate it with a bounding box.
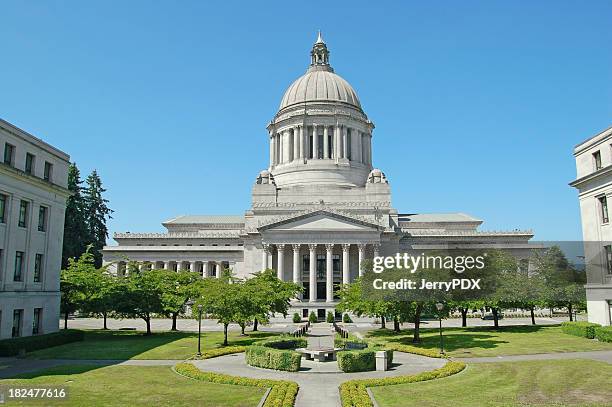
[452,350,612,364]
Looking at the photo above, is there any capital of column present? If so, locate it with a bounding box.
[342,243,351,253]
[308,243,318,251]
[325,243,334,252]
[292,244,301,252]
[358,244,367,252]
[277,244,285,252]
[263,243,270,253]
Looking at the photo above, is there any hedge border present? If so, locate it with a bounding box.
[595,325,612,343]
[190,346,246,360]
[174,362,298,407]
[561,321,601,339]
[339,361,466,407]
[0,329,84,356]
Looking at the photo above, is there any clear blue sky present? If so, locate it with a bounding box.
[1,1,611,242]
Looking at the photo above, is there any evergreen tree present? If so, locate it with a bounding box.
[62,163,89,268]
[83,170,113,267]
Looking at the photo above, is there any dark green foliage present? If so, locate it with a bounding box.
[561,321,600,339]
[83,170,113,268]
[245,345,302,372]
[594,326,612,342]
[258,336,307,350]
[326,311,335,323]
[343,313,352,323]
[62,163,89,268]
[292,312,301,323]
[309,311,317,323]
[337,349,378,372]
[0,330,84,356]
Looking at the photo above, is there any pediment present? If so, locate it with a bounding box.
[258,210,381,232]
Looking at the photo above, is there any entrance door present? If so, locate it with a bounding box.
[317,309,326,320]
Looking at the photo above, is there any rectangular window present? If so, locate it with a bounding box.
[4,143,15,166]
[328,133,333,158]
[0,194,6,223]
[302,254,310,272]
[593,151,602,170]
[32,308,42,335]
[25,153,35,174]
[600,196,609,223]
[34,253,43,282]
[18,200,28,227]
[605,245,612,275]
[12,309,23,338]
[333,254,341,272]
[14,251,24,281]
[38,206,47,232]
[316,254,325,278]
[43,161,53,182]
[346,129,352,160]
[309,135,314,158]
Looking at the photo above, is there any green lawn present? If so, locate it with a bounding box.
[366,325,612,357]
[371,359,612,407]
[27,330,278,360]
[3,364,264,407]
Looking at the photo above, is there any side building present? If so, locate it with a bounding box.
[0,119,70,338]
[571,125,612,326]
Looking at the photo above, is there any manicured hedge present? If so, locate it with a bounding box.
[384,343,446,359]
[246,345,302,372]
[595,326,612,343]
[0,329,84,356]
[193,346,246,360]
[337,349,393,373]
[175,362,298,407]
[339,361,466,407]
[258,336,307,350]
[561,321,601,339]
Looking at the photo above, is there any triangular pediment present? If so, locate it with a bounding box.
[258,210,382,232]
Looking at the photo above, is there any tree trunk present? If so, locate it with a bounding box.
[64,311,69,330]
[393,316,400,333]
[253,318,258,331]
[171,313,178,331]
[492,308,499,329]
[103,311,108,330]
[568,303,573,321]
[240,323,245,335]
[461,308,468,328]
[530,307,536,325]
[412,303,423,343]
[381,315,386,329]
[145,317,151,335]
[223,323,229,346]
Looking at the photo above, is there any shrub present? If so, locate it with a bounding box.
[308,311,317,324]
[193,346,245,360]
[257,336,307,350]
[326,311,335,323]
[595,326,612,343]
[337,348,392,372]
[384,343,446,359]
[339,361,466,407]
[561,321,601,339]
[0,329,84,356]
[334,334,368,349]
[343,313,352,323]
[245,345,302,372]
[292,313,301,323]
[175,363,298,407]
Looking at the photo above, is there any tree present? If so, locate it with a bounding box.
[60,248,97,329]
[195,277,243,346]
[83,170,113,268]
[82,269,119,330]
[62,163,89,268]
[158,269,200,331]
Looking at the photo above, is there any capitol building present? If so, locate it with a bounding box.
[103,34,534,319]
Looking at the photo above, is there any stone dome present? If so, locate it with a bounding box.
[279,69,361,110]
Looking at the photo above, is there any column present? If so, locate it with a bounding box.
[277,244,285,281]
[342,244,350,285]
[190,261,197,273]
[309,244,317,302]
[269,133,276,167]
[323,125,329,159]
[335,124,341,159]
[292,244,301,295]
[164,261,170,270]
[342,126,348,159]
[216,262,222,278]
[262,244,269,270]
[299,125,305,160]
[278,132,283,164]
[354,129,362,163]
[326,244,334,303]
[312,125,318,159]
[203,262,209,278]
[358,244,366,277]
[293,127,299,162]
[373,244,380,258]
[284,130,291,163]
[175,261,182,271]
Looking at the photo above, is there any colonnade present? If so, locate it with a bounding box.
[116,260,233,278]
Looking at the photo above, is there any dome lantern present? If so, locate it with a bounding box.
[310,31,332,71]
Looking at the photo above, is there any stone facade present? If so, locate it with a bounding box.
[103,34,534,319]
[0,119,70,338]
[570,125,612,326]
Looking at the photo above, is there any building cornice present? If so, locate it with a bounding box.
[0,118,70,162]
[0,162,71,198]
[569,165,612,189]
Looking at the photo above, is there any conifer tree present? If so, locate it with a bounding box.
[83,170,113,267]
[62,163,89,268]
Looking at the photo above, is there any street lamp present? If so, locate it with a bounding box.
[435,302,444,355]
[197,304,203,358]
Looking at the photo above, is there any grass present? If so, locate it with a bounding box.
[366,325,612,358]
[2,364,264,407]
[370,359,612,407]
[27,330,278,360]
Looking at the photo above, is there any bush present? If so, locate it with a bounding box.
[343,313,352,323]
[194,346,245,360]
[0,329,84,356]
[257,336,307,350]
[561,321,601,339]
[309,311,317,324]
[292,312,301,323]
[326,311,335,323]
[337,348,392,373]
[339,361,466,407]
[384,343,446,359]
[595,326,612,343]
[175,363,298,407]
[334,334,368,349]
[245,345,302,372]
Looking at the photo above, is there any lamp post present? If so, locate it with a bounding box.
[197,304,203,358]
[435,302,444,355]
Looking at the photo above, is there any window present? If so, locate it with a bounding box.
[32,308,42,335]
[302,254,310,272]
[333,254,341,272]
[25,153,35,174]
[600,196,609,223]
[605,245,612,275]
[34,254,43,282]
[37,206,47,232]
[328,132,334,159]
[18,200,28,227]
[12,309,23,337]
[14,251,24,281]
[316,254,325,278]
[593,151,602,171]
[3,143,15,166]
[309,135,314,158]
[346,129,352,160]
[43,161,53,182]
[0,194,6,223]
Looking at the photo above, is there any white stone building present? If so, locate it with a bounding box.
[103,34,534,320]
[571,126,612,326]
[0,119,70,338]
